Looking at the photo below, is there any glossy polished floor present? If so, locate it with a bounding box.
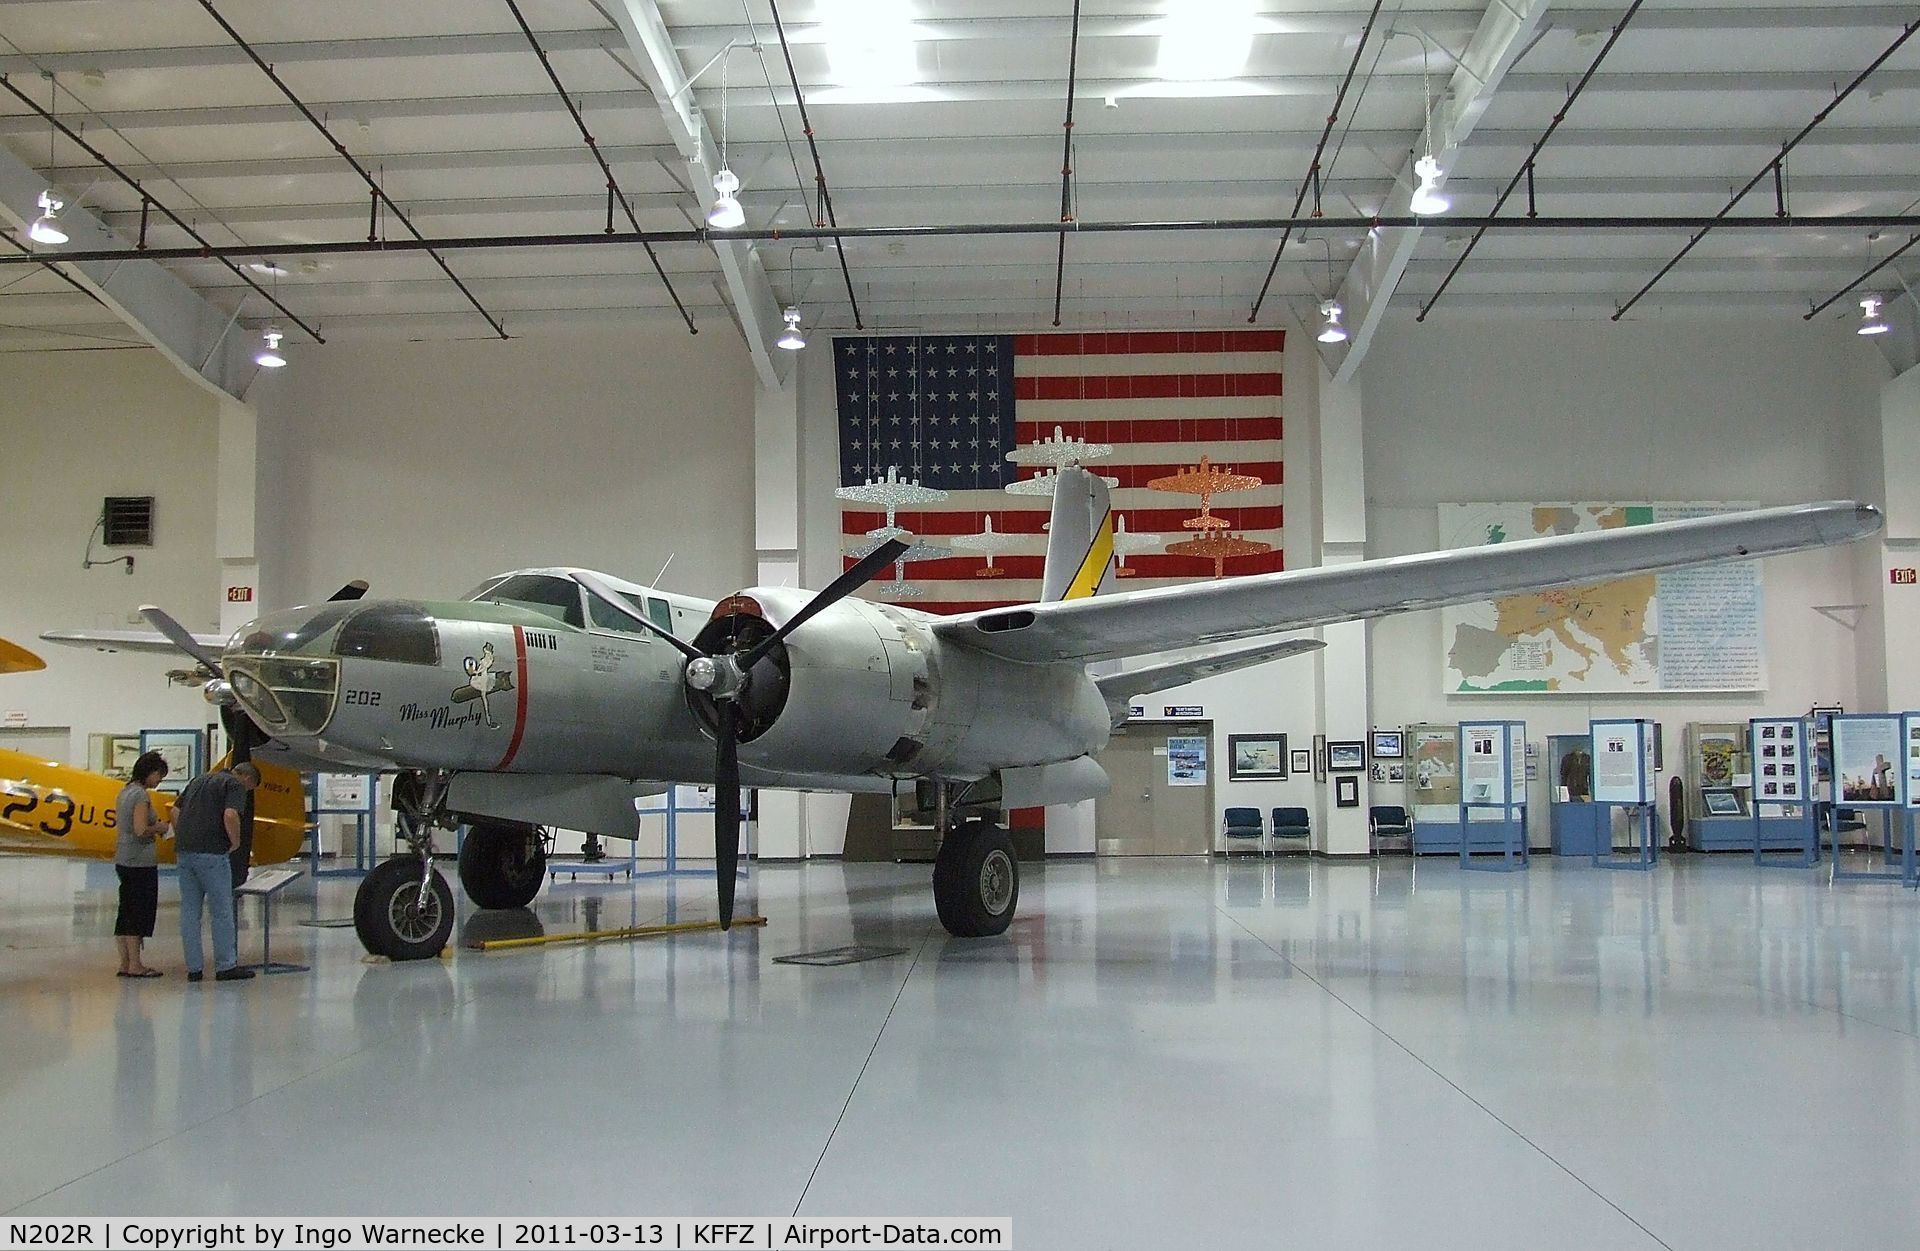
[3,852,1918,1248]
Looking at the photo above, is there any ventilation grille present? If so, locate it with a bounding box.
[102,496,154,547]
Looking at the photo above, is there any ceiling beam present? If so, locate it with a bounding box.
[1322,0,1552,384]
[6,69,1913,136]
[0,30,619,74]
[602,0,787,389]
[0,144,259,400]
[664,6,1916,42]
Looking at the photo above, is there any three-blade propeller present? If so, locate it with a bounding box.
[575,539,909,928]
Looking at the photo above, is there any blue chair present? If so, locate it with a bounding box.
[1369,805,1413,854]
[1223,806,1265,855]
[1270,806,1311,853]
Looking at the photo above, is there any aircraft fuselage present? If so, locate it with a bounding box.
[222,584,1112,795]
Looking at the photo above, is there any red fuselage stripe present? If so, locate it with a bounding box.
[496,625,531,770]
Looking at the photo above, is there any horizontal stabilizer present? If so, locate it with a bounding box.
[41,627,227,656]
[1095,637,1324,722]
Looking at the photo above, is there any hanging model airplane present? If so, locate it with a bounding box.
[43,473,1881,960]
[0,640,309,864]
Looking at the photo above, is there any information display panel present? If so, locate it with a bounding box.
[1591,719,1654,805]
[1750,718,1807,804]
[1460,721,1513,806]
[1831,714,1904,807]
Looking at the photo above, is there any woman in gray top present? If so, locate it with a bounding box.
[114,751,171,977]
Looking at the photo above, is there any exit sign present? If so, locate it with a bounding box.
[1892,569,1917,585]
[226,586,255,602]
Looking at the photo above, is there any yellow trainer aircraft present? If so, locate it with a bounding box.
[0,639,308,863]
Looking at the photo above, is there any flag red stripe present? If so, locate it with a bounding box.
[843,506,1285,535]
[1017,461,1283,489]
[1016,373,1283,401]
[1013,330,1285,356]
[846,552,1287,579]
[1015,417,1282,443]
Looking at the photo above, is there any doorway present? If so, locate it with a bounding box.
[1095,721,1215,856]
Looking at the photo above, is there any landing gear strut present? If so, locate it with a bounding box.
[933,806,1020,938]
[354,770,457,961]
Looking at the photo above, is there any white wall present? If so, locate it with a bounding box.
[1361,317,1888,842]
[253,328,758,608]
[0,350,225,760]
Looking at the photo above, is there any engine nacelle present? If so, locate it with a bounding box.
[728,590,1110,782]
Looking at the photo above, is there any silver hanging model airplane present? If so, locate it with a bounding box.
[43,471,1882,959]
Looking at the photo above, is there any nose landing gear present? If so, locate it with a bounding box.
[353,770,458,961]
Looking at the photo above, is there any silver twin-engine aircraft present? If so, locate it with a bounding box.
[46,470,1882,960]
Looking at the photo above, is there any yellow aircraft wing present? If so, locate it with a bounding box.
[0,638,309,864]
[0,638,47,674]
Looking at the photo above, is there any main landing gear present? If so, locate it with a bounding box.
[933,810,1020,938]
[354,770,458,961]
[458,820,549,909]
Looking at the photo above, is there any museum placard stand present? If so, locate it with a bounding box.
[1828,713,1918,886]
[1591,718,1657,871]
[1749,717,1818,869]
[236,866,308,975]
[1458,720,1527,873]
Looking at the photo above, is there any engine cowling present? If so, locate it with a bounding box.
[702,589,1110,783]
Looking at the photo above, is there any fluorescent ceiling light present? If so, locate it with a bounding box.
[776,307,807,351]
[1317,301,1347,344]
[1858,295,1890,336]
[1157,0,1260,83]
[1409,155,1450,216]
[817,0,920,89]
[28,189,66,245]
[255,329,286,368]
[249,260,290,276]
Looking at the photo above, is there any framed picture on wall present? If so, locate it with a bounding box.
[1291,748,1313,774]
[1327,740,1366,772]
[1369,729,1404,760]
[1227,734,1288,780]
[1312,734,1327,782]
[1335,775,1360,808]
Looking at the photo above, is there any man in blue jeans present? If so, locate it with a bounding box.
[172,762,261,982]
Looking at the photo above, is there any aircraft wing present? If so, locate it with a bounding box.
[40,627,227,655]
[1094,637,1324,722]
[933,501,1881,665]
[0,639,46,674]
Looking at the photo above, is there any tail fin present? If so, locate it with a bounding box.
[210,751,312,864]
[1041,465,1117,602]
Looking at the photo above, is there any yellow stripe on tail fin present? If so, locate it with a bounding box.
[1041,465,1117,602]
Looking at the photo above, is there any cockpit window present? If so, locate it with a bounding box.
[334,602,441,665]
[586,588,654,639]
[475,574,586,629]
[461,576,507,600]
[230,601,360,657]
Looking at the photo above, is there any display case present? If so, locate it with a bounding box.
[1548,733,1603,856]
[1683,721,1747,849]
[1406,723,1461,853]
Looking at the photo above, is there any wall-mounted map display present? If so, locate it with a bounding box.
[1441,503,1764,694]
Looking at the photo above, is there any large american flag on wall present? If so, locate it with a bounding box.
[835,329,1285,614]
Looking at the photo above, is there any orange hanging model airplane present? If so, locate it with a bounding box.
[0,638,308,863]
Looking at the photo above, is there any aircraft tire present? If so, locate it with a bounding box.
[354,857,456,961]
[457,821,547,909]
[933,817,1019,937]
